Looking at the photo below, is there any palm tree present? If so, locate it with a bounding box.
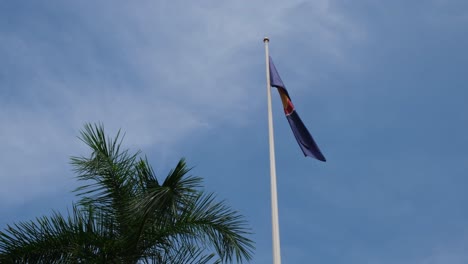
[0,124,254,263]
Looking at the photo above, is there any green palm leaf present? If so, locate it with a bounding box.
[0,123,254,263]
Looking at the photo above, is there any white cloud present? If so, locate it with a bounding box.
[417,242,468,264]
[366,235,468,264]
[0,0,362,205]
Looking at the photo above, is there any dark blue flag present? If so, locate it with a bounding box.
[269,56,326,162]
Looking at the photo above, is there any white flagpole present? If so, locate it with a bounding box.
[264,37,282,264]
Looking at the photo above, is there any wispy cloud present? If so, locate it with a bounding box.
[0,0,360,206]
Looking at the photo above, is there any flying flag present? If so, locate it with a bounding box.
[269,56,326,162]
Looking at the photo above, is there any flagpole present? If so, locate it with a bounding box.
[264,37,282,264]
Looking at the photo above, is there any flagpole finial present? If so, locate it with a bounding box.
[263,37,269,42]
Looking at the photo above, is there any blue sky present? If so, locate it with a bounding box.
[1,0,468,263]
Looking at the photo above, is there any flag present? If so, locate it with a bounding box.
[269,56,326,162]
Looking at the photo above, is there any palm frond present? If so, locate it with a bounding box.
[0,205,117,263]
[70,123,140,240]
[131,159,254,263]
[143,244,220,264]
[173,192,254,263]
[1,123,255,263]
[134,156,160,190]
[70,124,138,207]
